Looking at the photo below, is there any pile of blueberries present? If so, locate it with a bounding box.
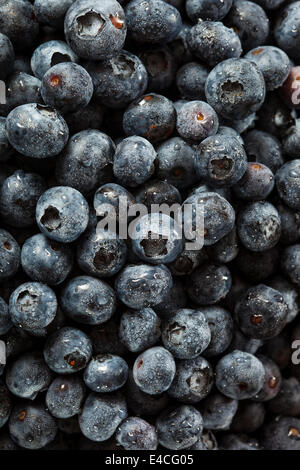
[2,0,300,452]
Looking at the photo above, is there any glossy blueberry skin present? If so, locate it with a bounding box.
[176,100,219,143]
[123,93,176,144]
[133,346,176,395]
[0,170,46,228]
[113,136,156,187]
[6,104,69,159]
[205,58,266,121]
[43,327,92,374]
[231,401,265,434]
[235,247,279,283]
[187,263,232,305]
[216,350,265,400]
[0,297,11,336]
[281,244,300,287]
[5,73,42,115]
[119,307,161,352]
[195,135,247,188]
[84,354,128,393]
[139,46,176,92]
[186,0,233,22]
[199,392,238,431]
[9,282,57,331]
[77,228,127,278]
[154,279,187,318]
[276,160,300,211]
[132,213,183,265]
[21,234,73,286]
[0,381,12,429]
[86,50,148,109]
[225,0,269,52]
[56,130,115,196]
[116,417,158,450]
[125,0,182,44]
[269,275,299,324]
[261,417,300,451]
[79,392,127,442]
[162,309,211,359]
[237,201,281,252]
[41,62,93,114]
[135,180,181,211]
[156,405,203,450]
[156,137,198,190]
[36,186,89,243]
[235,284,288,340]
[252,354,281,402]
[0,230,20,283]
[61,275,116,325]
[46,375,85,419]
[34,0,75,28]
[206,228,239,264]
[0,0,39,50]
[0,118,14,162]
[282,120,300,159]
[64,0,127,60]
[187,21,242,67]
[125,371,169,417]
[115,263,173,309]
[31,40,79,80]
[183,191,235,246]
[0,33,14,80]
[176,62,209,101]
[201,306,234,357]
[244,129,283,173]
[268,376,300,416]
[233,162,274,201]
[169,247,207,278]
[5,351,52,400]
[274,2,300,60]
[245,46,290,91]
[9,403,57,450]
[168,356,213,403]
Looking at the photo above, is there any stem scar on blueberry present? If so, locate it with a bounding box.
[288,427,300,439]
[3,241,11,250]
[109,14,124,29]
[49,75,61,87]
[251,48,264,55]
[268,376,278,389]
[18,410,27,421]
[251,314,263,325]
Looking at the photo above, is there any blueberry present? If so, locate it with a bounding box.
[168,356,213,403]
[201,306,234,357]
[77,228,127,278]
[168,247,207,277]
[245,46,290,91]
[5,72,42,113]
[176,100,219,143]
[205,58,266,120]
[268,275,299,323]
[217,125,244,146]
[6,104,69,159]
[0,170,46,228]
[115,263,173,309]
[86,50,148,109]
[195,134,247,187]
[187,21,242,67]
[186,0,233,22]
[252,354,281,402]
[135,180,181,211]
[280,66,300,110]
[31,40,78,80]
[235,247,279,282]
[89,316,127,357]
[156,137,198,189]
[84,354,128,393]
[219,433,261,450]
[94,183,135,222]
[64,0,127,60]
[281,244,300,287]
[34,0,75,28]
[261,417,300,450]
[168,22,193,65]
[119,307,161,352]
[64,101,104,135]
[215,350,265,399]
[125,0,182,44]
[0,297,11,336]
[206,228,239,264]
[0,230,20,283]
[235,284,288,340]
[139,46,176,92]
[21,233,73,286]
[176,62,209,101]
[133,346,176,395]
[190,431,218,451]
[5,351,52,400]
[123,93,176,143]
[243,129,283,173]
[186,263,232,305]
[267,377,300,416]
[0,381,12,429]
[183,192,235,246]
[233,162,274,200]
[154,279,187,318]
[274,2,300,60]
[225,0,269,52]
[36,186,89,243]
[257,91,296,138]
[237,201,281,251]
[0,0,39,50]
[79,392,127,442]
[113,136,156,187]
[254,0,284,8]
[41,62,93,114]
[9,403,57,450]
[230,401,265,434]
[0,118,14,163]
[198,392,238,431]
[56,130,115,195]
[9,282,57,331]
[116,417,158,450]
[156,405,203,450]
[0,33,14,80]
[61,275,116,325]
[162,309,211,359]
[43,326,92,374]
